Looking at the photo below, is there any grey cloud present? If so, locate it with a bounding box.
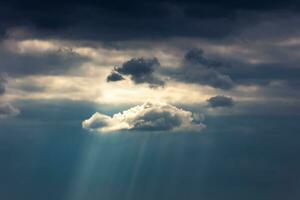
[106,45,300,91]
[0,103,20,118]
[17,83,46,93]
[82,102,205,133]
[106,71,124,82]
[184,48,225,68]
[0,46,89,77]
[107,49,235,90]
[207,95,235,108]
[0,74,6,95]
[108,58,165,87]
[174,47,300,90]
[176,67,234,90]
[188,49,300,87]
[221,62,300,86]
[106,49,235,90]
[166,48,235,90]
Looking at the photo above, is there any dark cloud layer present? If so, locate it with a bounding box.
[207,95,235,108]
[0,0,299,41]
[173,48,300,89]
[106,47,300,91]
[0,0,299,92]
[1,1,300,199]
[222,62,300,86]
[185,51,300,88]
[108,58,165,87]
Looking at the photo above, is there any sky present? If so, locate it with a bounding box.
[0,0,300,199]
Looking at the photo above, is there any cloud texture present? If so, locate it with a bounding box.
[172,48,235,90]
[107,58,164,87]
[82,102,205,133]
[0,44,89,77]
[207,95,235,108]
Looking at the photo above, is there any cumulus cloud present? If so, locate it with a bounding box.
[107,58,165,87]
[0,103,20,118]
[207,95,235,108]
[82,102,205,133]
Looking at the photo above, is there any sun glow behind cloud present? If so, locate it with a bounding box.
[1,35,299,118]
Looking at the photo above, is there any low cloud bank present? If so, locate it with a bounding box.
[82,102,205,133]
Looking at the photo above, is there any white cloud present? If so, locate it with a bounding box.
[0,103,20,119]
[82,102,205,133]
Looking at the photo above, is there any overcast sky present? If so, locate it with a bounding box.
[1,0,300,200]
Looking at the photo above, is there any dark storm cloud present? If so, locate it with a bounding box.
[0,0,299,41]
[221,62,300,86]
[165,48,235,90]
[184,48,225,68]
[107,46,300,90]
[176,67,234,90]
[108,48,235,90]
[207,95,235,108]
[108,58,165,87]
[106,71,124,82]
[173,48,300,89]
[188,47,300,87]
[0,46,89,77]
[0,1,233,41]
